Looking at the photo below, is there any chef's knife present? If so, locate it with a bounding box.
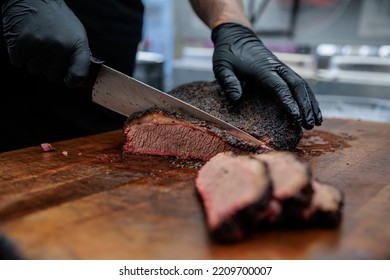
[91,63,265,147]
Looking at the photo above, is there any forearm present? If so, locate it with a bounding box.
[189,0,251,29]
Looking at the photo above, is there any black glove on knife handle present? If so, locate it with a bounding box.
[211,23,322,129]
[2,0,91,87]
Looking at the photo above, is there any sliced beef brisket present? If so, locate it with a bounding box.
[195,151,344,242]
[254,152,313,224]
[300,180,344,227]
[195,152,272,242]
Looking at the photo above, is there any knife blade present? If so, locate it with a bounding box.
[92,64,264,147]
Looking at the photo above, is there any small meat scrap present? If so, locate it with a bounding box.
[40,143,56,152]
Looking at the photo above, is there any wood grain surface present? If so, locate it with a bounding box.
[0,118,389,260]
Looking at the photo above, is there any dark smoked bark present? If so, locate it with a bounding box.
[168,80,303,150]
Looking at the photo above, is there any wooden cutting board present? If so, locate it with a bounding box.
[0,118,389,260]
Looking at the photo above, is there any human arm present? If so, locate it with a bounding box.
[1,0,91,87]
[189,0,322,129]
[187,0,251,29]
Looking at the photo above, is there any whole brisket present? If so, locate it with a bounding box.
[123,81,302,160]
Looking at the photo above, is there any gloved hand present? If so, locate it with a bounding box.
[211,23,322,129]
[2,0,91,87]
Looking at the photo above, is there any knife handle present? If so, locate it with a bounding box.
[65,56,104,88]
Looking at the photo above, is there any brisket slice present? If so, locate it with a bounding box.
[299,180,344,227]
[254,152,313,223]
[255,152,312,203]
[195,152,273,242]
[168,80,303,150]
[123,109,269,160]
[195,151,344,242]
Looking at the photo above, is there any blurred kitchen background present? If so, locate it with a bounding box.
[133,0,390,122]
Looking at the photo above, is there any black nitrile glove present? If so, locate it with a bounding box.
[212,23,322,129]
[2,0,91,87]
